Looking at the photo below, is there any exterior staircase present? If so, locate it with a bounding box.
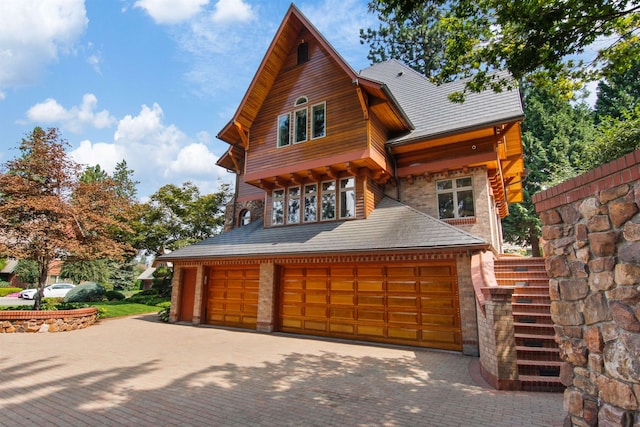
[493,256,565,392]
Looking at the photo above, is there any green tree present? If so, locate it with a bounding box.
[14,260,39,286]
[131,182,231,256]
[0,128,134,309]
[595,57,640,122]
[364,0,639,101]
[502,84,596,255]
[359,0,447,77]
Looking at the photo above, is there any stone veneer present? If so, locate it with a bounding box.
[533,149,640,427]
[0,307,99,333]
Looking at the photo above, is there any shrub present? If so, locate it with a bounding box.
[0,287,22,296]
[64,282,106,302]
[104,290,126,301]
[0,279,12,288]
[41,297,64,310]
[157,307,170,322]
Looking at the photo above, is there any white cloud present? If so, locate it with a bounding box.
[0,91,5,101]
[210,0,254,24]
[109,103,229,198]
[0,0,88,87]
[26,94,116,133]
[70,139,124,172]
[134,0,209,24]
[167,143,220,177]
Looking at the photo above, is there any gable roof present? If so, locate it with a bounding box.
[358,60,524,145]
[216,4,411,149]
[158,197,487,262]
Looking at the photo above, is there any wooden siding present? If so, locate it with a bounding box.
[237,177,264,202]
[245,32,369,180]
[365,176,385,218]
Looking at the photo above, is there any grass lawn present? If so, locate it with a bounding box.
[90,301,163,319]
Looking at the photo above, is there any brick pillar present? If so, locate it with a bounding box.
[169,265,182,323]
[256,262,276,332]
[191,265,204,326]
[479,286,520,390]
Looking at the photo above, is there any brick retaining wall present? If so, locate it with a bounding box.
[533,149,640,426]
[0,307,99,333]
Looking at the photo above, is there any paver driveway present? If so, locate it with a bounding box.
[0,315,564,426]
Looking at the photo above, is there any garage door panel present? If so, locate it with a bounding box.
[330,279,354,290]
[330,308,355,319]
[306,278,327,289]
[306,306,327,317]
[358,309,385,322]
[388,311,419,324]
[358,280,384,291]
[206,266,259,329]
[279,263,461,351]
[389,327,419,340]
[304,320,327,331]
[387,282,418,292]
[387,296,418,308]
[420,281,455,293]
[358,295,384,306]
[330,323,354,334]
[358,325,386,337]
[306,293,327,303]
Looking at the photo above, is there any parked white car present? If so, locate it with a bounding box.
[20,283,75,299]
[19,288,38,299]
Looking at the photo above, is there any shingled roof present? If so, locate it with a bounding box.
[358,60,524,145]
[158,197,487,262]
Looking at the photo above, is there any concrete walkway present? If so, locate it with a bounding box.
[0,315,565,426]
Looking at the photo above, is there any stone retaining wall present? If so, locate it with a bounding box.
[0,307,99,333]
[533,149,640,426]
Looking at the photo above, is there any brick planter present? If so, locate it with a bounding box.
[533,149,640,426]
[0,307,99,333]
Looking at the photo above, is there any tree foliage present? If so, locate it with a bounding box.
[0,128,135,308]
[501,84,596,254]
[131,182,231,256]
[363,0,639,101]
[14,259,39,286]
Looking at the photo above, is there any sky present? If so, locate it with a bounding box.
[0,0,376,200]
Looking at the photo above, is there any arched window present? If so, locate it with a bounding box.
[239,209,251,226]
[295,96,308,106]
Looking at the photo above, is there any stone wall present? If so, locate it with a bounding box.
[533,149,640,426]
[0,307,99,333]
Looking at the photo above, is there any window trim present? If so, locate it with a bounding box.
[272,188,285,225]
[293,107,308,144]
[339,177,356,219]
[287,186,301,224]
[303,183,318,223]
[436,176,475,219]
[311,102,326,140]
[320,180,337,221]
[277,113,291,148]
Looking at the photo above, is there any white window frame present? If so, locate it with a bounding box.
[303,184,318,222]
[311,102,326,139]
[294,108,308,144]
[339,177,356,219]
[287,186,301,224]
[436,177,475,219]
[277,113,291,148]
[320,180,336,221]
[272,189,285,225]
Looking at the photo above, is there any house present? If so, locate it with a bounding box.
[159,5,525,357]
[0,258,63,288]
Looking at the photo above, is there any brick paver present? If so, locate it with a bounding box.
[0,315,564,426]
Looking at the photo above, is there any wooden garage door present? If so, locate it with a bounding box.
[279,263,461,350]
[206,266,259,329]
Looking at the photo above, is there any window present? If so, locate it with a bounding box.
[272,189,285,225]
[339,177,355,218]
[304,184,317,222]
[311,103,325,139]
[321,180,336,221]
[294,108,307,143]
[297,42,309,65]
[437,177,475,219]
[288,186,301,224]
[295,96,308,106]
[240,209,251,226]
[277,113,290,147]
